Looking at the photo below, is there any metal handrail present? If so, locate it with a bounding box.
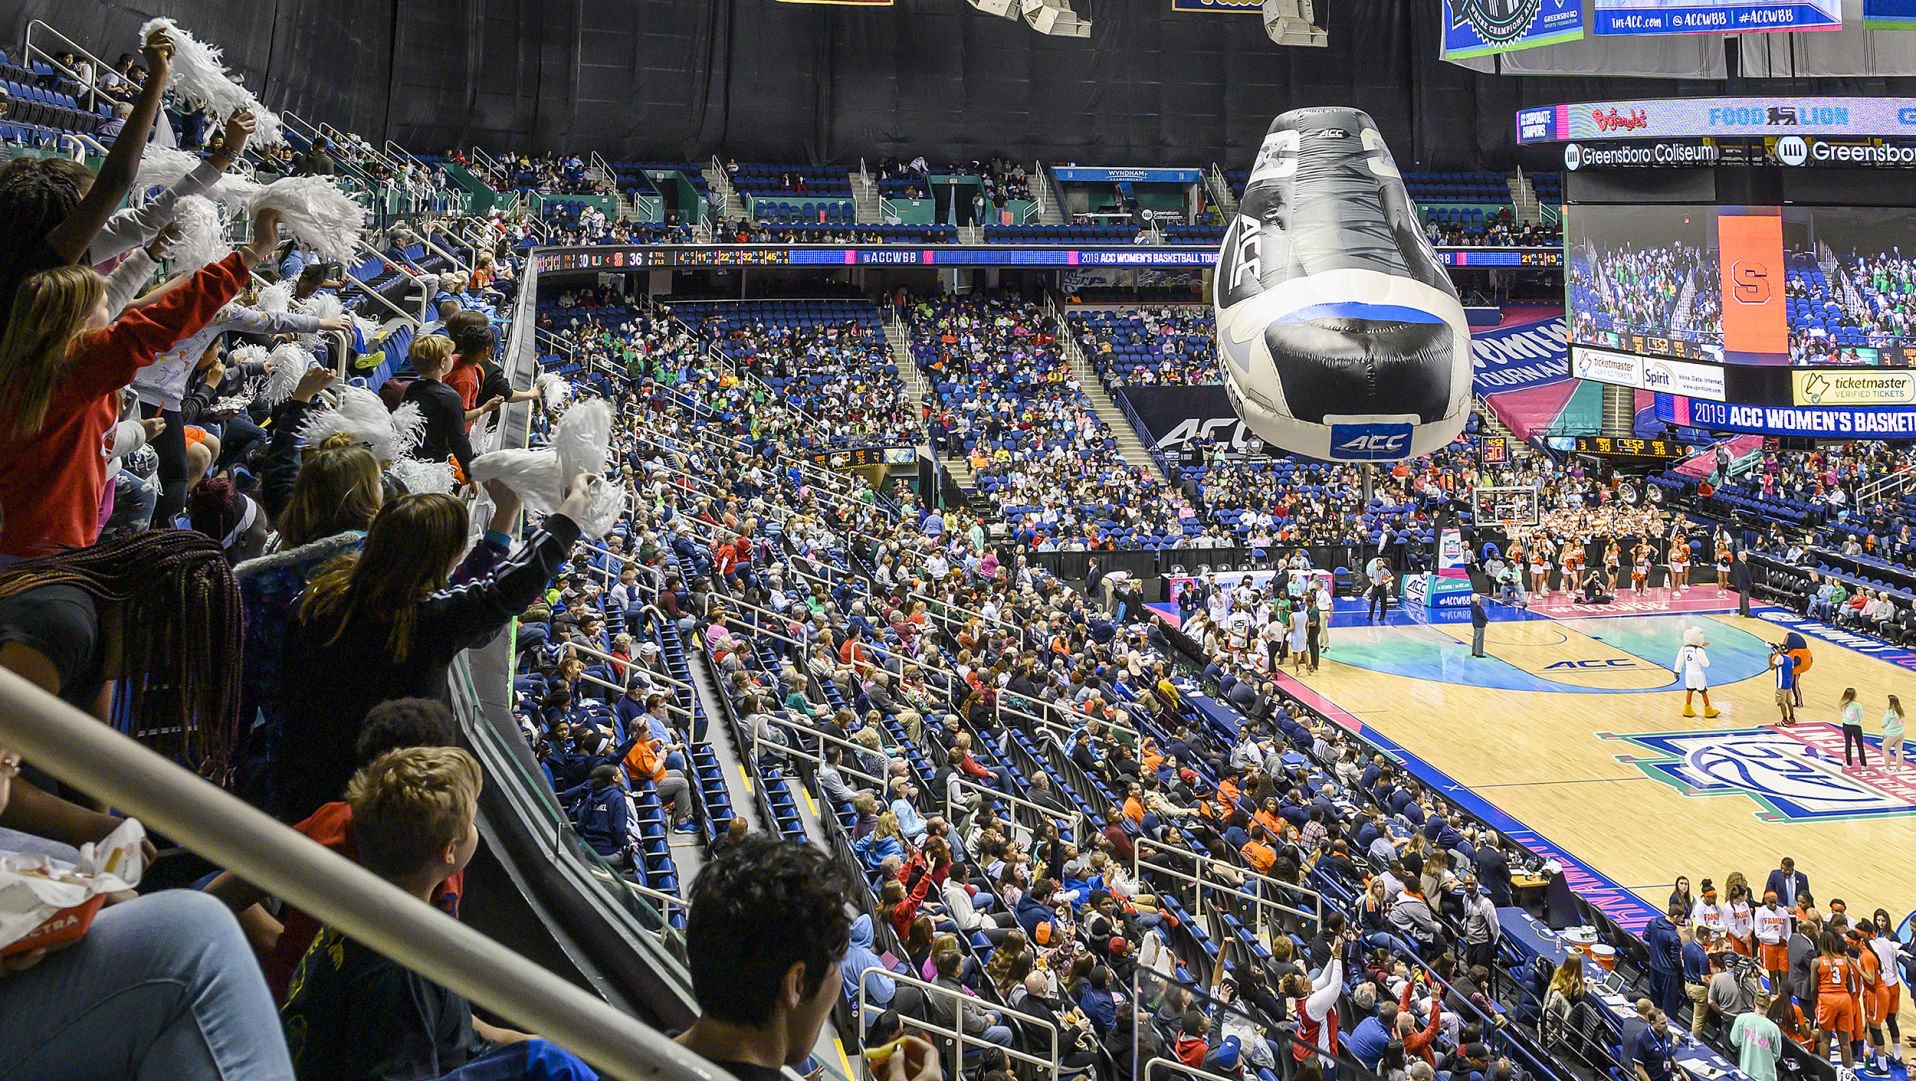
[0,668,723,1081]
[1133,846,1324,942]
[23,19,113,113]
[1146,1056,1244,1081]
[857,967,1060,1076]
[763,717,893,794]
[348,238,428,325]
[944,774,1086,844]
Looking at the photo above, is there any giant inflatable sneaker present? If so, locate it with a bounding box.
[1215,107,1470,462]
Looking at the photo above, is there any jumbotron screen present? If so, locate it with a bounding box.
[1566,203,1916,366]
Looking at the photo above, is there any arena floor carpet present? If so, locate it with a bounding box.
[1276,593,1916,925]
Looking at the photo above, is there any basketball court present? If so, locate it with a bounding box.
[1290,592,1916,924]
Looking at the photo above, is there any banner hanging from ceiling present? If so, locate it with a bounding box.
[1592,0,1842,36]
[1443,0,1586,58]
[1865,0,1916,28]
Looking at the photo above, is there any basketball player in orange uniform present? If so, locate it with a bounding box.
[1815,930,1862,1069]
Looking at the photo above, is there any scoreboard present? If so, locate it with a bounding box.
[1572,436,1686,460]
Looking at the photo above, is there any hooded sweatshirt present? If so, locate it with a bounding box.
[840,913,895,1010]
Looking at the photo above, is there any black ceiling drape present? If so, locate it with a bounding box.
[11,0,1916,170]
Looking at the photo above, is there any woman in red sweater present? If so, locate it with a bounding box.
[0,208,281,558]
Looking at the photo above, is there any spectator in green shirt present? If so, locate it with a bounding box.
[1729,995,1786,1081]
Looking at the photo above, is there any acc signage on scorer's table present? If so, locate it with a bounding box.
[1515,97,1916,144]
[1442,0,1585,59]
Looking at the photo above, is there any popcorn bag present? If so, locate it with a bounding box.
[0,818,147,958]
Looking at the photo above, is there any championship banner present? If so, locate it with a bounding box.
[1592,0,1841,35]
[1443,0,1585,58]
[1866,0,1916,27]
[1471,310,1569,395]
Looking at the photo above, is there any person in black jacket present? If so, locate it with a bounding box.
[272,475,596,822]
[1470,592,1489,658]
[1733,550,1754,617]
[400,334,478,477]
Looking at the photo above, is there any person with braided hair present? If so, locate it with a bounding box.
[0,529,242,853]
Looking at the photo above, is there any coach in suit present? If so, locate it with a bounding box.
[1733,551,1754,617]
[1474,833,1514,907]
[1470,593,1489,657]
[1764,858,1809,908]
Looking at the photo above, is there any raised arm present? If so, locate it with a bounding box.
[46,32,175,264]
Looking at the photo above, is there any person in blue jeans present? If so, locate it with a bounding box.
[0,743,294,1079]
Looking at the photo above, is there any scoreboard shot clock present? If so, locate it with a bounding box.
[1573,436,1685,460]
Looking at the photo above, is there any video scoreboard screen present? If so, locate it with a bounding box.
[531,245,1561,273]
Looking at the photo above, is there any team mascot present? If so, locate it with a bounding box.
[1675,626,1720,719]
[1214,107,1471,462]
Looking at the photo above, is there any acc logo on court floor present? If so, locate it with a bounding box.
[1604,723,1916,822]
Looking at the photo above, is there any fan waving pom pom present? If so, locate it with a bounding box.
[468,401,627,539]
[256,343,315,408]
[249,177,365,263]
[468,449,566,515]
[299,384,404,462]
[171,195,227,272]
[553,399,613,479]
[389,457,455,496]
[255,280,293,314]
[389,402,426,459]
[134,144,261,212]
[138,19,283,146]
[296,292,344,320]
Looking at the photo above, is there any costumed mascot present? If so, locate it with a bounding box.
[1675,626,1720,718]
[1214,106,1471,462]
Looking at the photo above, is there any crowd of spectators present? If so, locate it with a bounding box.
[1071,306,1218,387]
[1568,242,1706,346]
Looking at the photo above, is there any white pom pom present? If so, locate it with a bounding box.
[388,401,426,457]
[553,398,613,479]
[249,176,365,263]
[541,374,573,413]
[389,456,455,495]
[353,314,382,346]
[255,343,313,407]
[138,19,284,146]
[468,449,566,515]
[255,280,293,314]
[299,384,400,461]
[227,343,269,368]
[171,195,227,272]
[572,476,630,541]
[296,293,344,320]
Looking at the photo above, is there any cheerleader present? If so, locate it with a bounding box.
[1715,531,1734,595]
[1603,538,1622,593]
[1559,539,1582,596]
[1670,531,1691,594]
[1632,539,1653,595]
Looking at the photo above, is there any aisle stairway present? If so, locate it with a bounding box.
[852,167,881,224]
[885,314,975,490]
[700,161,745,221]
[1054,307,1171,484]
[1031,162,1066,225]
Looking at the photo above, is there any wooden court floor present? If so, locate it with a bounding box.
[1300,601,1916,919]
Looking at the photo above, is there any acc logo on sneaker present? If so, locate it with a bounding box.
[1329,423,1412,460]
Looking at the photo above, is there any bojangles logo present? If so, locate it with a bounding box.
[1592,108,1649,133]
